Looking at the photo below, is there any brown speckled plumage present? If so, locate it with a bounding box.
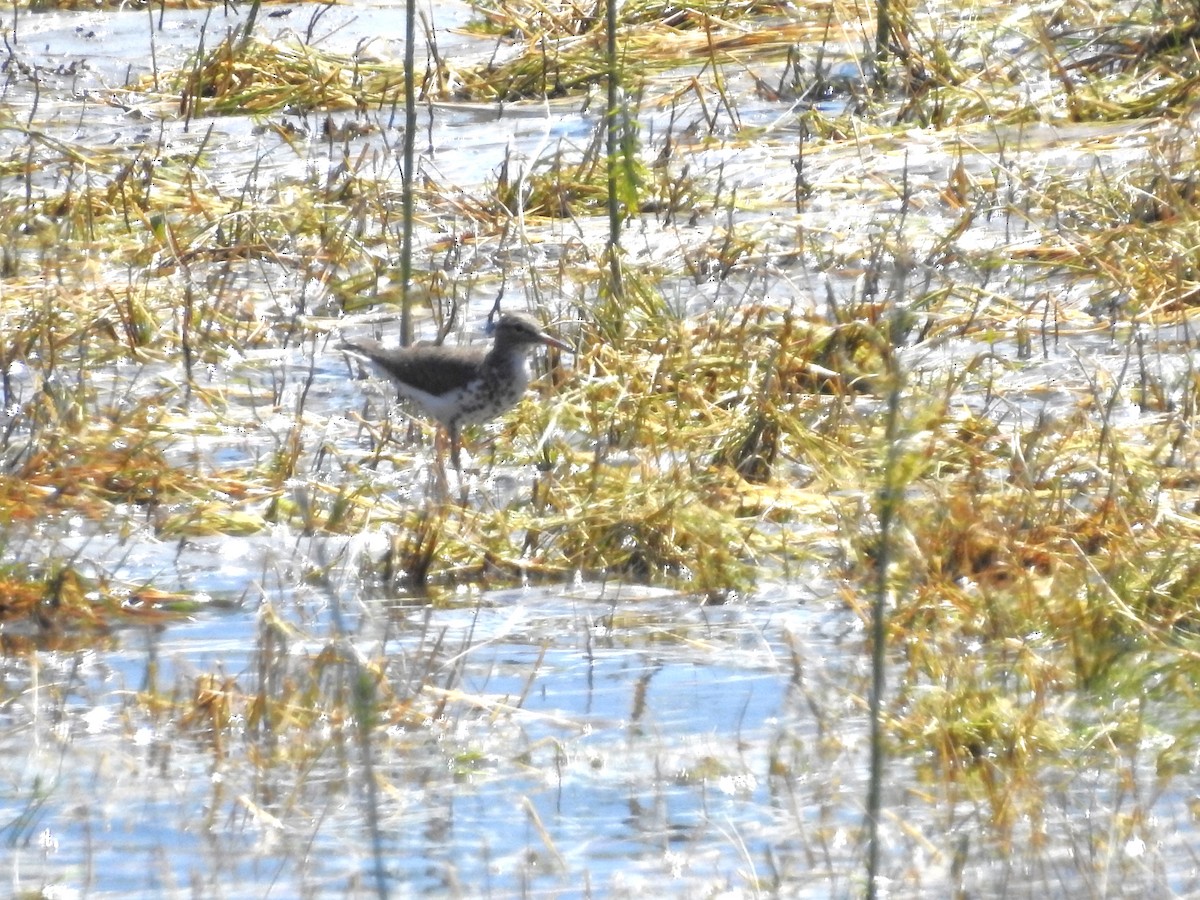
[340,313,570,466]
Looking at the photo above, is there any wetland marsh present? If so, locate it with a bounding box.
[4,0,1200,896]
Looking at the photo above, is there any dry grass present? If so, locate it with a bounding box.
[8,0,1200,893]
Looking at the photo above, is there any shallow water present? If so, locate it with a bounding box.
[3,0,1200,897]
[3,580,866,897]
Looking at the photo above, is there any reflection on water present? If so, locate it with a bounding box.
[1,578,860,897]
[4,570,1193,896]
[3,0,1200,897]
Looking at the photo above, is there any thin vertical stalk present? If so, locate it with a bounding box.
[326,577,390,900]
[874,0,890,98]
[865,362,901,899]
[604,0,623,298]
[146,3,159,92]
[863,163,913,889]
[354,663,389,900]
[235,0,261,52]
[399,0,418,344]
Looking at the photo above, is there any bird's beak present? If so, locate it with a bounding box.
[541,333,573,353]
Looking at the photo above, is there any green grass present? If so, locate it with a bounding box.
[7,0,1200,892]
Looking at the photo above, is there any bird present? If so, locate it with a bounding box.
[339,312,571,470]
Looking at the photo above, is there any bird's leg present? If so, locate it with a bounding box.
[449,424,462,474]
[448,424,471,505]
[427,426,449,499]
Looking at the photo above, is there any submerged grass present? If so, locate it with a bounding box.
[0,558,198,636]
[10,0,1200,893]
[838,339,1200,841]
[331,301,848,593]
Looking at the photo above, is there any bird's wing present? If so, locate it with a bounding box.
[340,340,483,397]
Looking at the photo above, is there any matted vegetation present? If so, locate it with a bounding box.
[6,0,1200,894]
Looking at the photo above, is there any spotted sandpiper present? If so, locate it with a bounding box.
[339,313,571,468]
